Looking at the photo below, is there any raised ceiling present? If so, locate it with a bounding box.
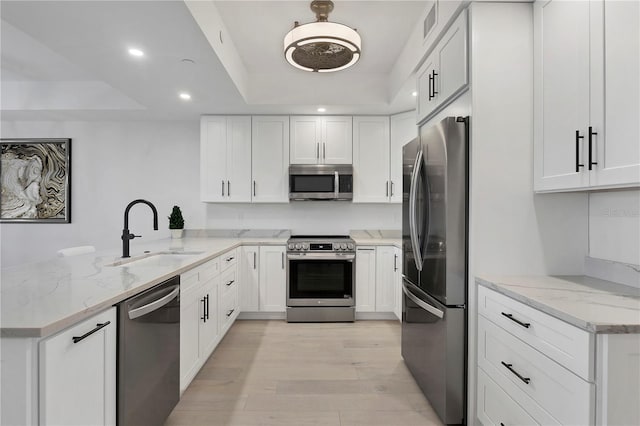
[1,1,426,121]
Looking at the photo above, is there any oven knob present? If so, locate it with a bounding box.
[332,243,340,250]
[288,243,295,250]
[347,243,354,250]
[302,243,309,250]
[295,243,302,250]
[341,243,347,250]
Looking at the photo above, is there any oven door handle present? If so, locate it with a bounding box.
[287,253,355,261]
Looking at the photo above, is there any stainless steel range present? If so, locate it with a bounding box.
[286,235,356,322]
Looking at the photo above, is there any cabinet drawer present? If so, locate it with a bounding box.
[477,285,593,379]
[477,368,542,426]
[181,257,220,292]
[220,268,237,299]
[221,248,238,271]
[220,290,238,332]
[478,316,594,426]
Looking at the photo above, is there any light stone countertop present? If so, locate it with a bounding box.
[350,229,402,248]
[1,237,287,338]
[477,275,640,334]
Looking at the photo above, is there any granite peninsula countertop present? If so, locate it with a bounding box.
[1,236,288,338]
[477,274,640,334]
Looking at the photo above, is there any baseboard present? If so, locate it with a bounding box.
[237,312,286,320]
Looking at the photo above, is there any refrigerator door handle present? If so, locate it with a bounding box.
[409,149,424,271]
[402,281,444,319]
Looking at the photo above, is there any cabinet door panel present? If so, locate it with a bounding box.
[39,308,116,426]
[437,11,468,105]
[240,246,260,311]
[259,246,286,312]
[199,277,219,359]
[353,116,390,203]
[180,285,202,392]
[323,116,353,164]
[417,56,437,124]
[390,112,417,204]
[290,116,321,164]
[252,116,290,202]
[534,0,590,190]
[200,117,227,202]
[590,0,640,187]
[226,116,252,202]
[355,247,376,312]
[375,246,395,312]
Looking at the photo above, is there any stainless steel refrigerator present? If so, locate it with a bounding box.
[401,116,468,425]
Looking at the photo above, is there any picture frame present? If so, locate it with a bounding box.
[0,138,71,223]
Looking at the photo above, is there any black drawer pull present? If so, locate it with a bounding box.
[226,309,235,317]
[226,280,235,286]
[226,256,235,262]
[575,130,585,172]
[72,321,111,343]
[501,361,531,384]
[588,126,598,170]
[501,312,530,328]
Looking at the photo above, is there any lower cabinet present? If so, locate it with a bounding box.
[39,307,117,426]
[259,245,287,312]
[180,249,239,393]
[239,245,260,311]
[356,245,402,316]
[476,285,640,426]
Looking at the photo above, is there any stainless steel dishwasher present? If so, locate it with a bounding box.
[117,276,180,426]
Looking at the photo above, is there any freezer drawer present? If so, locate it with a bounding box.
[401,280,466,424]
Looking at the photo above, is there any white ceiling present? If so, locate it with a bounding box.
[0,1,427,121]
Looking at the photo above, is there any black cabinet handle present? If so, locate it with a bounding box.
[226,256,235,262]
[201,296,207,322]
[72,321,111,343]
[588,126,598,170]
[226,280,235,286]
[500,423,505,426]
[501,361,531,384]
[394,254,398,272]
[501,312,531,328]
[227,180,230,196]
[226,309,235,317]
[432,71,439,96]
[428,73,434,100]
[253,180,256,197]
[221,180,225,197]
[575,130,585,172]
[390,181,394,197]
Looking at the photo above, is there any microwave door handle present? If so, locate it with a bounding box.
[335,171,339,199]
[409,150,424,271]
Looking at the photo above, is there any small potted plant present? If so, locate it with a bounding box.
[168,205,185,239]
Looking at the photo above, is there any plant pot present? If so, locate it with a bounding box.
[171,229,184,239]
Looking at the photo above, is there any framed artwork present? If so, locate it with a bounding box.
[0,138,71,223]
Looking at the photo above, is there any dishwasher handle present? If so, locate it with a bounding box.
[128,285,180,320]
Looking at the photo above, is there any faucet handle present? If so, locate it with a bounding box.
[131,234,141,239]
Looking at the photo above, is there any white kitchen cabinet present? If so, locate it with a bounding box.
[180,256,222,392]
[39,307,116,426]
[353,116,391,203]
[290,116,352,164]
[258,245,287,312]
[251,116,290,202]
[534,0,640,192]
[200,115,252,202]
[239,245,260,311]
[355,246,376,312]
[393,247,403,320]
[390,111,417,204]
[416,10,468,124]
[476,285,640,426]
[375,246,396,312]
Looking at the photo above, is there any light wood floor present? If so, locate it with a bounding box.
[165,320,443,426]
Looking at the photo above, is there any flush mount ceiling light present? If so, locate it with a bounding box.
[284,0,361,73]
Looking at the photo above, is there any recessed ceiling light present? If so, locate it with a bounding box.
[179,92,192,100]
[317,107,326,112]
[128,48,144,57]
[411,91,418,97]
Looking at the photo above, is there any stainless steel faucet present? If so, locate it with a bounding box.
[122,199,158,258]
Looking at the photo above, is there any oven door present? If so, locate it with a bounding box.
[287,253,355,306]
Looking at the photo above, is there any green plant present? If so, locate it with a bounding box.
[168,205,185,229]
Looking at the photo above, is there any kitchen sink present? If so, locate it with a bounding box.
[105,250,205,267]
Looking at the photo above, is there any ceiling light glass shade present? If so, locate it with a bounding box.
[284,21,361,72]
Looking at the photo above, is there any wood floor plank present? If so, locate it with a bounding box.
[165,320,443,426]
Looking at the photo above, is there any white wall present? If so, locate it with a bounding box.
[589,190,640,265]
[0,120,402,267]
[0,120,206,267]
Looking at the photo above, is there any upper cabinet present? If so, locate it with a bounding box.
[251,116,290,203]
[534,0,640,192]
[390,111,418,204]
[353,116,390,202]
[416,10,468,125]
[201,116,252,202]
[290,116,352,164]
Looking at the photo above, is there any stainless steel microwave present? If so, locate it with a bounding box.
[289,164,353,201]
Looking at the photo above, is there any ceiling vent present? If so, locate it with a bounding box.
[283,0,362,73]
